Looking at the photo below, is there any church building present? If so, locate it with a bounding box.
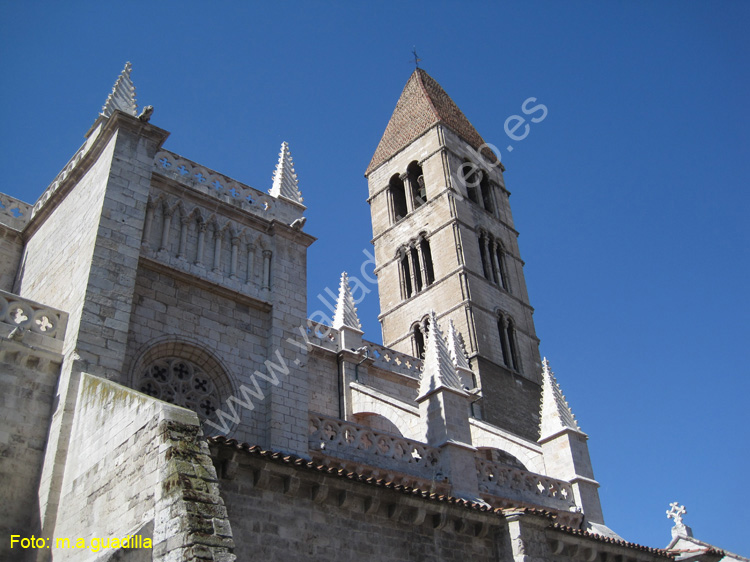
[0,63,691,561]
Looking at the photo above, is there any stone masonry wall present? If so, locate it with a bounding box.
[217,460,498,561]
[476,357,542,442]
[0,225,23,292]
[53,373,235,562]
[0,338,63,562]
[17,132,117,356]
[123,264,271,447]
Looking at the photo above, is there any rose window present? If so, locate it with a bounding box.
[137,358,220,419]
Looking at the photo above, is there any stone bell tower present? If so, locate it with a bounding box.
[365,69,543,440]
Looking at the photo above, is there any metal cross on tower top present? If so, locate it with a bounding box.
[412,47,422,69]
[666,502,687,526]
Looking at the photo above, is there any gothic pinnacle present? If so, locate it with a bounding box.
[100,62,138,118]
[332,272,362,331]
[418,311,465,400]
[445,320,472,374]
[270,141,304,204]
[539,357,582,440]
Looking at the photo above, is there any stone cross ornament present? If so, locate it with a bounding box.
[666,502,686,526]
[666,502,693,537]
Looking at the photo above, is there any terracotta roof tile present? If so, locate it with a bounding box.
[550,523,674,559]
[208,437,671,558]
[365,69,498,176]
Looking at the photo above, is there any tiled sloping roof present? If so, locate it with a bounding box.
[208,435,500,513]
[550,523,674,559]
[208,437,672,558]
[365,69,497,176]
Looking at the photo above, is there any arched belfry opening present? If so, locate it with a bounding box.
[389,174,408,222]
[407,160,426,209]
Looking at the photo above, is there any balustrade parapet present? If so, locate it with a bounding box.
[0,193,32,230]
[0,290,68,341]
[362,340,422,379]
[309,414,442,481]
[305,321,339,352]
[153,150,302,224]
[476,457,577,512]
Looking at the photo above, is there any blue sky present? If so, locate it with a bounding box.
[1,1,748,554]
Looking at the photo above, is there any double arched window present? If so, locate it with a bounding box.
[398,234,435,300]
[478,230,510,292]
[497,314,520,372]
[388,161,426,223]
[460,160,496,215]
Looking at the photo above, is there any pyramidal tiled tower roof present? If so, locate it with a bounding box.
[366,68,494,175]
[100,62,137,118]
[332,272,362,331]
[539,357,583,440]
[418,311,465,400]
[269,142,304,204]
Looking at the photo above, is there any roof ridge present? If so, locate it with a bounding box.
[414,68,440,122]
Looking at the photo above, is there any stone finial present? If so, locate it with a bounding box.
[539,357,582,440]
[332,272,361,331]
[667,502,693,538]
[100,62,138,117]
[418,312,465,400]
[269,142,304,204]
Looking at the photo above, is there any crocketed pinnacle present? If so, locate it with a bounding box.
[100,62,137,117]
[366,68,497,176]
[269,142,304,204]
[332,272,361,331]
[445,320,472,375]
[539,357,582,440]
[418,312,465,400]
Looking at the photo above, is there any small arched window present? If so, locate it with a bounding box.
[410,247,423,293]
[413,318,430,358]
[495,244,509,291]
[479,171,495,214]
[461,160,480,205]
[407,161,426,209]
[497,314,520,372]
[389,174,408,223]
[420,238,435,286]
[506,319,519,371]
[478,231,490,279]
[400,251,413,298]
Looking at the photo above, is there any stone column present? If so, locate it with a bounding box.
[195,221,207,267]
[498,316,511,367]
[142,198,156,247]
[262,250,272,290]
[229,236,240,279]
[490,240,501,285]
[177,215,189,260]
[159,204,173,253]
[481,233,492,279]
[212,228,223,273]
[245,244,255,284]
[417,239,429,287]
[409,246,420,293]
